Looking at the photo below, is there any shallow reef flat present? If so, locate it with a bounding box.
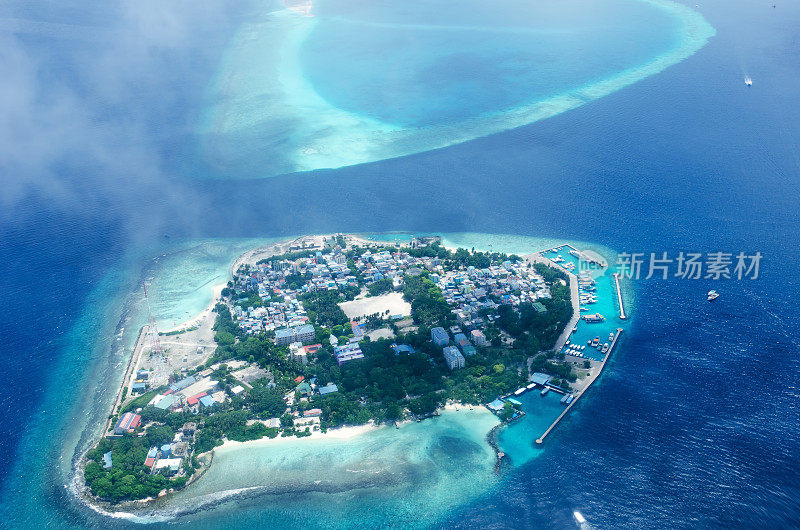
[119,409,501,527]
[197,0,714,178]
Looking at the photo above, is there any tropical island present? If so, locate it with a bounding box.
[81,234,619,506]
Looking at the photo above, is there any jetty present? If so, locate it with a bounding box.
[536,327,623,444]
[613,272,626,320]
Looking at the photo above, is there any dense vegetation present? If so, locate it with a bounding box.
[307,336,527,427]
[367,278,393,296]
[402,275,453,328]
[84,432,187,502]
[236,290,265,309]
[403,242,520,271]
[300,290,350,327]
[193,410,278,453]
[256,249,317,265]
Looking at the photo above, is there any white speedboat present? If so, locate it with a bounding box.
[745,76,753,86]
[707,290,719,301]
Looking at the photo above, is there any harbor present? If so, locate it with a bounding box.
[486,243,630,452]
[536,327,624,444]
[541,244,619,362]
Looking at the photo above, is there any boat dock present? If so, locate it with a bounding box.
[613,272,626,320]
[508,381,565,399]
[536,328,623,444]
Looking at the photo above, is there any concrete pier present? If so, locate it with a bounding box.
[536,328,623,444]
[613,273,627,320]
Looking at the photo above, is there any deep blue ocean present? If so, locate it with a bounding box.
[1,0,799,527]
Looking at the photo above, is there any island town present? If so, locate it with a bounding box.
[82,234,624,504]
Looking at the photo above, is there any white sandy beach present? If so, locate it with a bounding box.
[214,402,494,455]
[159,282,226,334]
[215,422,380,453]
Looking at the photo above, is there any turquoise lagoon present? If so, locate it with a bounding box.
[29,233,630,526]
[198,0,713,177]
[133,409,501,526]
[541,245,628,361]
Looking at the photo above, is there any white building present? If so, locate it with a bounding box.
[275,324,315,346]
[443,346,465,370]
[334,343,364,366]
[471,329,487,346]
[289,342,308,364]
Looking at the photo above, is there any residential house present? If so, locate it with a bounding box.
[318,383,339,396]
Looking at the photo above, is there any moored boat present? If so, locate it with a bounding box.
[582,312,605,323]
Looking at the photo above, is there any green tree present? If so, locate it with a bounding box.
[499,402,515,421]
[247,385,287,417]
[145,425,175,447]
[368,278,393,296]
[385,402,403,422]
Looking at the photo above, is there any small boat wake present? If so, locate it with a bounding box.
[573,510,595,529]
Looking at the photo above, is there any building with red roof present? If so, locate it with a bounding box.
[114,412,141,435]
[187,392,207,406]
